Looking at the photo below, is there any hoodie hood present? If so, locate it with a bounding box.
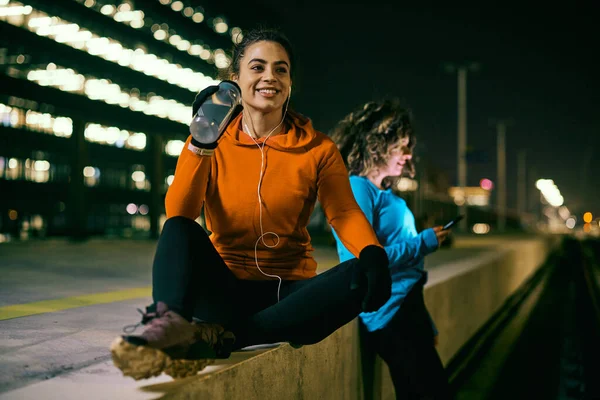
[223,110,318,151]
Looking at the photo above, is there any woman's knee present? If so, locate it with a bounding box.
[161,216,209,240]
[163,215,203,231]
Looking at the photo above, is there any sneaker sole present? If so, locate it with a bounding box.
[110,337,213,380]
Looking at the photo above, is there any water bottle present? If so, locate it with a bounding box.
[190,80,242,144]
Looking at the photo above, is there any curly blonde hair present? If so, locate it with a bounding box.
[329,99,416,189]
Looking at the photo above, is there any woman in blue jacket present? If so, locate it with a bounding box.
[330,100,451,399]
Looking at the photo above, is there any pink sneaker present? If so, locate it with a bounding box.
[110,302,235,380]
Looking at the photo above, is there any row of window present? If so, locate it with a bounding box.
[0,156,175,190]
[1,102,186,155]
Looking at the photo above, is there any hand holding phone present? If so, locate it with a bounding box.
[442,215,464,230]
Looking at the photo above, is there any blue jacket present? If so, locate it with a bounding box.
[332,176,438,332]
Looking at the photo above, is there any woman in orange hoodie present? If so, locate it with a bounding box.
[110,27,392,380]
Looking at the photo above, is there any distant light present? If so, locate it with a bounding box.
[153,29,167,40]
[583,223,592,233]
[583,212,593,224]
[126,203,138,215]
[100,4,115,15]
[231,27,242,35]
[480,178,493,191]
[200,49,211,60]
[233,31,243,43]
[213,18,228,34]
[171,1,183,11]
[33,160,50,171]
[8,158,18,169]
[166,175,175,186]
[192,12,204,23]
[396,177,418,192]
[165,140,185,156]
[214,50,230,69]
[84,0,95,7]
[183,7,194,17]
[83,166,95,177]
[215,22,228,34]
[535,179,552,190]
[8,209,18,221]
[131,170,145,182]
[169,35,181,45]
[118,3,131,12]
[0,5,32,16]
[566,217,576,229]
[536,178,564,207]
[138,204,149,215]
[130,19,144,29]
[189,44,203,55]
[127,133,146,150]
[176,40,191,51]
[159,0,171,4]
[472,223,490,235]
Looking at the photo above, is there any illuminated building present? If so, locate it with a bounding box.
[0,0,245,239]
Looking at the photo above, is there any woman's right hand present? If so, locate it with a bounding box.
[189,84,242,149]
[192,85,220,118]
[432,226,451,247]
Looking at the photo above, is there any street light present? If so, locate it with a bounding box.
[490,118,514,232]
[535,179,564,207]
[444,62,480,231]
[535,178,567,232]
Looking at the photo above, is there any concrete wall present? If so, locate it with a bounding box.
[378,236,559,399]
[164,236,558,400]
[160,327,364,400]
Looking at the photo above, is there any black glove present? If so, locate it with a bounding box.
[190,83,242,149]
[358,245,391,312]
[190,85,219,149]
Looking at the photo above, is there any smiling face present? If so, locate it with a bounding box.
[378,136,413,178]
[233,40,292,115]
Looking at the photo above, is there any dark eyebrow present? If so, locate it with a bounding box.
[248,58,290,68]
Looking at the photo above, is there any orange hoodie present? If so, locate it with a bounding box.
[166,111,380,280]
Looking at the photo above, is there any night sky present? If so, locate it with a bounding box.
[220,2,598,217]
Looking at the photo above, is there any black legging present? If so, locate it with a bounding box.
[360,281,451,399]
[152,216,368,350]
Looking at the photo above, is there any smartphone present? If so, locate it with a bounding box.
[442,215,464,230]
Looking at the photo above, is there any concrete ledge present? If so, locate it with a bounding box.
[141,331,363,400]
[377,236,560,399]
[1,236,558,400]
[139,236,559,400]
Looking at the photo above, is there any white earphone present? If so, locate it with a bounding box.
[238,86,291,302]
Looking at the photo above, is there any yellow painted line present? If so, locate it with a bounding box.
[0,258,340,321]
[0,287,151,321]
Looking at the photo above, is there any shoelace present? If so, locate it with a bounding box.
[122,308,157,334]
[195,324,221,345]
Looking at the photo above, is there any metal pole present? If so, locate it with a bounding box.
[517,149,526,217]
[529,166,538,221]
[457,67,468,231]
[497,122,506,232]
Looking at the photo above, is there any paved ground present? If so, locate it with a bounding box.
[0,234,524,399]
